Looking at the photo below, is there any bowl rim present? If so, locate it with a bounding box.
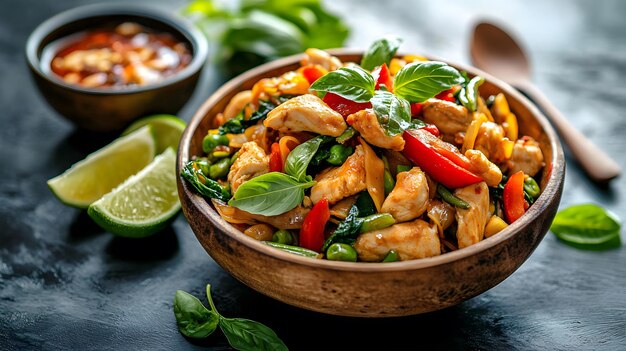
[25,3,208,95]
[178,49,565,272]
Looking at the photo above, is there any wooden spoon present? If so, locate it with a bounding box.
[471,21,621,183]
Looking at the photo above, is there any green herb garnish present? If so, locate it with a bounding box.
[174,284,288,350]
[550,204,621,250]
[309,66,376,103]
[360,36,403,71]
[393,61,465,103]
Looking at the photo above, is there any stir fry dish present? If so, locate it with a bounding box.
[182,37,545,262]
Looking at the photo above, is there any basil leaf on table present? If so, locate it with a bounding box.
[551,204,621,248]
[181,161,232,202]
[228,172,315,216]
[309,66,376,103]
[173,290,220,339]
[219,99,277,135]
[284,135,332,182]
[370,90,412,136]
[360,36,403,71]
[393,61,465,103]
[220,317,288,351]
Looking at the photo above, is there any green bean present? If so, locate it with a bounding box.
[272,229,293,245]
[202,134,230,153]
[396,165,412,174]
[359,213,396,233]
[459,76,485,112]
[327,144,354,166]
[384,169,395,195]
[209,158,230,179]
[336,127,356,144]
[263,241,318,258]
[230,151,240,164]
[523,177,541,199]
[437,184,471,209]
[326,243,357,262]
[382,250,399,262]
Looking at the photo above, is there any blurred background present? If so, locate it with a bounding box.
[1,0,625,350]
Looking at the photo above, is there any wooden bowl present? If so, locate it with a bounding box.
[177,50,565,317]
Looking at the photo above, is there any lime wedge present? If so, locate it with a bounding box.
[87,148,180,238]
[47,126,156,208]
[123,114,186,153]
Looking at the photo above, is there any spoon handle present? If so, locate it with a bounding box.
[516,80,621,183]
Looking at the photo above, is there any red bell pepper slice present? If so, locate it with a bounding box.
[300,198,330,252]
[435,90,456,102]
[402,129,482,188]
[269,142,283,173]
[301,65,326,84]
[322,92,372,118]
[503,171,527,223]
[422,123,440,137]
[410,102,423,116]
[372,63,393,93]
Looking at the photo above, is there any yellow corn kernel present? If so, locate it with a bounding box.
[504,113,519,141]
[462,113,488,153]
[485,215,508,238]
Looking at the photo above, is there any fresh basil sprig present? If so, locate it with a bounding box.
[229,172,315,216]
[370,90,412,136]
[551,204,622,249]
[309,66,376,102]
[393,61,465,103]
[284,135,332,182]
[360,36,403,71]
[174,284,288,350]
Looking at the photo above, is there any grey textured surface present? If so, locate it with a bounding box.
[1,0,625,350]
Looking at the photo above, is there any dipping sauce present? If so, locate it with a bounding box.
[47,22,192,88]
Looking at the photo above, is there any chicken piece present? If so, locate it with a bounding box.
[264,94,347,137]
[421,98,471,143]
[354,219,441,261]
[227,142,269,193]
[310,145,366,204]
[223,90,252,121]
[346,109,405,151]
[507,137,545,177]
[454,182,490,249]
[474,121,506,163]
[301,48,343,71]
[465,149,502,187]
[381,167,429,222]
[427,200,456,234]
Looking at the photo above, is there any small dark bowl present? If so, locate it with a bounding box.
[25,4,208,131]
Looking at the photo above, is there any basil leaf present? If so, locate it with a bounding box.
[181,161,231,202]
[361,36,403,71]
[219,99,277,135]
[309,66,376,103]
[220,317,288,351]
[284,135,332,182]
[551,204,621,247]
[321,192,374,251]
[393,61,465,103]
[370,90,412,136]
[173,290,220,339]
[228,172,315,216]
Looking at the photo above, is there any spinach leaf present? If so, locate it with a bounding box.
[181,161,231,202]
[173,290,220,339]
[361,36,403,71]
[218,99,276,135]
[393,61,465,103]
[321,192,375,251]
[370,90,412,136]
[551,204,621,247]
[284,135,332,182]
[228,172,315,216]
[220,317,288,351]
[310,66,376,103]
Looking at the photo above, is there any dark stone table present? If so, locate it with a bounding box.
[1,0,624,349]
